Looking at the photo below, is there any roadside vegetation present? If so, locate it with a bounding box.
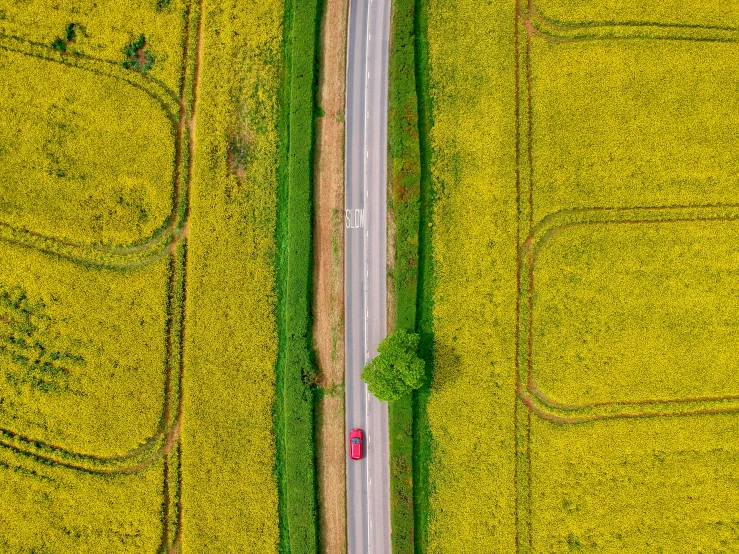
[274,0,322,553]
[387,0,421,551]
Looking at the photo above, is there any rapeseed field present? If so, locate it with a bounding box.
[423,0,739,552]
[424,0,518,552]
[529,37,739,223]
[0,49,175,246]
[181,0,282,551]
[0,0,285,549]
[533,0,732,28]
[532,220,739,406]
[0,240,169,457]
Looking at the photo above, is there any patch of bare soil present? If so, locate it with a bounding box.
[312,0,350,551]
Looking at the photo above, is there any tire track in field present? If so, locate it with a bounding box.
[519,207,739,420]
[0,35,186,269]
[166,0,205,549]
[524,2,739,44]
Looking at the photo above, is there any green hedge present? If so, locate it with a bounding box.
[388,0,422,552]
[412,0,435,552]
[276,0,322,553]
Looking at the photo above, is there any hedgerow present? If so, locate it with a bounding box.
[274,0,321,551]
[388,0,423,549]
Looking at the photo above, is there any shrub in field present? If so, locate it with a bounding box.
[0,48,175,246]
[362,330,426,401]
[122,34,154,74]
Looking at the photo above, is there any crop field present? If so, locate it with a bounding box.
[424,0,739,552]
[0,0,284,551]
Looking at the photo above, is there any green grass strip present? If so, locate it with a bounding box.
[412,0,435,551]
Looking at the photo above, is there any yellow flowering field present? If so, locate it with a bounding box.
[424,0,518,551]
[0,48,175,246]
[0,0,188,90]
[530,415,739,552]
[0,240,169,458]
[0,0,190,248]
[531,219,739,407]
[528,37,739,224]
[0,445,166,553]
[180,0,282,552]
[424,0,739,552]
[0,0,286,548]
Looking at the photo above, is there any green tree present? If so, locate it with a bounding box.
[361,329,426,401]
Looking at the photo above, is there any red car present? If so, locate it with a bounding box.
[350,429,363,460]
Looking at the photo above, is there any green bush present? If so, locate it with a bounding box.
[362,330,426,401]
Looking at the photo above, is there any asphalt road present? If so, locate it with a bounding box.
[344,0,392,552]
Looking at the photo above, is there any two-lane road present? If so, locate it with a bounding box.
[344,0,392,552]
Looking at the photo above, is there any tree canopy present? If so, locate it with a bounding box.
[361,329,426,401]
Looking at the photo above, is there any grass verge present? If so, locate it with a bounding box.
[275,0,323,552]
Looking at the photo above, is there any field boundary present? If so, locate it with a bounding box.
[521,1,739,43]
[513,3,739,551]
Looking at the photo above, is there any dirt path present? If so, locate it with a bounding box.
[312,0,349,551]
